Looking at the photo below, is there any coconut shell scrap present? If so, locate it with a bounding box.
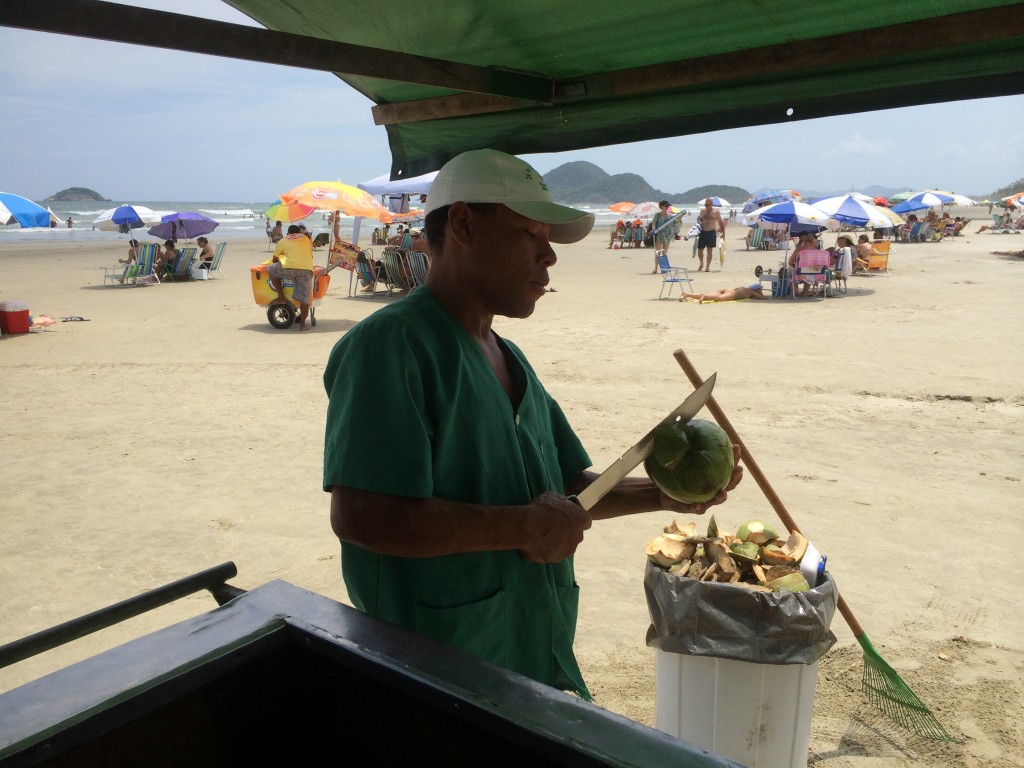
[645,517,812,593]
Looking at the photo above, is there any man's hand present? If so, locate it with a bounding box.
[658,444,744,516]
[518,492,592,564]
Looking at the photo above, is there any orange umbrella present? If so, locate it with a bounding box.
[609,201,635,213]
[280,181,393,222]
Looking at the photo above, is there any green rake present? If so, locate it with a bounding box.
[673,348,959,743]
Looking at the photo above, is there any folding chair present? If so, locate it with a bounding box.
[656,253,693,300]
[792,249,830,299]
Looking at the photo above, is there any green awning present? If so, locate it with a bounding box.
[3,0,1022,178]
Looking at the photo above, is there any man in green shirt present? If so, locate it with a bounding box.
[323,149,741,699]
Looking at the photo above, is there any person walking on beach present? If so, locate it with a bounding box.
[696,198,726,273]
[268,224,314,331]
[322,148,743,700]
[651,200,681,272]
[679,284,768,303]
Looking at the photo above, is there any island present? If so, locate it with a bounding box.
[44,187,110,202]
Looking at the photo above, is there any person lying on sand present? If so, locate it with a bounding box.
[679,284,767,303]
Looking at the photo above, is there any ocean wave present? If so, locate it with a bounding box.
[199,208,258,217]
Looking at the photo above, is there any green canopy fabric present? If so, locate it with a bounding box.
[3,1,1021,178]
[223,0,1023,177]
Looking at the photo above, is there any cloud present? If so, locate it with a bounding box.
[823,134,894,158]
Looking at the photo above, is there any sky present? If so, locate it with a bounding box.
[1,0,1022,204]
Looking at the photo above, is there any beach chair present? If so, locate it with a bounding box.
[164,247,196,281]
[407,250,430,288]
[792,249,830,299]
[656,253,693,300]
[862,241,892,275]
[103,262,141,286]
[381,248,415,297]
[354,251,380,297]
[205,241,227,279]
[134,242,161,285]
[745,226,765,250]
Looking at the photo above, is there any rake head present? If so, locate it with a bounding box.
[858,634,960,743]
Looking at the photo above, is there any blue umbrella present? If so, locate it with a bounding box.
[0,191,51,228]
[891,191,954,214]
[92,205,162,232]
[752,188,799,208]
[810,195,898,228]
[148,211,219,240]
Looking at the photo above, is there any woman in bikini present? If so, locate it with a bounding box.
[679,284,767,303]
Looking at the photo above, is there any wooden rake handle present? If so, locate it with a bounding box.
[672,348,865,639]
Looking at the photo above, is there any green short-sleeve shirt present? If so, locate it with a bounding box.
[323,288,592,697]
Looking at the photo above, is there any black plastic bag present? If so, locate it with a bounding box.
[644,562,838,665]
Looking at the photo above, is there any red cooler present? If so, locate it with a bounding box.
[0,300,31,335]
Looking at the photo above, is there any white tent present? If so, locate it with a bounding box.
[357,171,438,197]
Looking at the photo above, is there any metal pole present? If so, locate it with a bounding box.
[0,562,243,670]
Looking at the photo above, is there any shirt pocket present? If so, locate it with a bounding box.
[413,588,509,667]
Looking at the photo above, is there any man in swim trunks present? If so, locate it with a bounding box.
[696,198,726,273]
[679,284,767,303]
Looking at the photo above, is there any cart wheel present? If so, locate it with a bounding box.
[754,265,763,277]
[267,303,295,329]
[311,316,317,327]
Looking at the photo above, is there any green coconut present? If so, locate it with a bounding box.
[645,420,734,504]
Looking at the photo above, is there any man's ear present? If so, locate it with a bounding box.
[447,202,474,247]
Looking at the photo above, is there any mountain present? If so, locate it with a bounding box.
[544,161,748,206]
[44,187,110,202]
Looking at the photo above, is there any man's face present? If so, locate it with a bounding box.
[461,204,557,319]
[704,199,713,210]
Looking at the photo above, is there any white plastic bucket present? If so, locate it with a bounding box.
[655,650,817,768]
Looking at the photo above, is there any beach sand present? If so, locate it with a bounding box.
[1,224,1022,766]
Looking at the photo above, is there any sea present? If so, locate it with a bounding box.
[1,200,717,244]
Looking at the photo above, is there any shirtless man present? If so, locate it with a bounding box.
[696,198,726,273]
[679,284,767,303]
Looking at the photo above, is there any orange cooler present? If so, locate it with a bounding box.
[250,265,329,306]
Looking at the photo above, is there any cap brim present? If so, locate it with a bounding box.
[504,201,595,244]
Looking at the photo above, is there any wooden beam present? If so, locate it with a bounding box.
[0,0,554,103]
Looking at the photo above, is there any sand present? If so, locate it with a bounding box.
[1,223,1022,766]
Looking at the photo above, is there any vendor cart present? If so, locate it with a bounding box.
[249,241,361,329]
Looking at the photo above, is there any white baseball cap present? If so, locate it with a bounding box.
[424,149,595,244]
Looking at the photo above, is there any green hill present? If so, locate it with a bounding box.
[44,187,110,202]
[544,161,748,205]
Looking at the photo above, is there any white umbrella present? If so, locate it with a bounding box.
[810,195,898,229]
[628,201,665,217]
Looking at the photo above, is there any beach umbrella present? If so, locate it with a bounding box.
[279,180,393,222]
[608,201,636,213]
[92,205,162,231]
[890,191,954,214]
[926,190,976,206]
[743,200,828,256]
[148,211,219,241]
[888,191,916,204]
[751,188,800,208]
[810,195,898,229]
[627,201,661,216]
[0,191,51,228]
[357,170,437,197]
[264,198,316,223]
[743,200,828,228]
[873,196,889,207]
